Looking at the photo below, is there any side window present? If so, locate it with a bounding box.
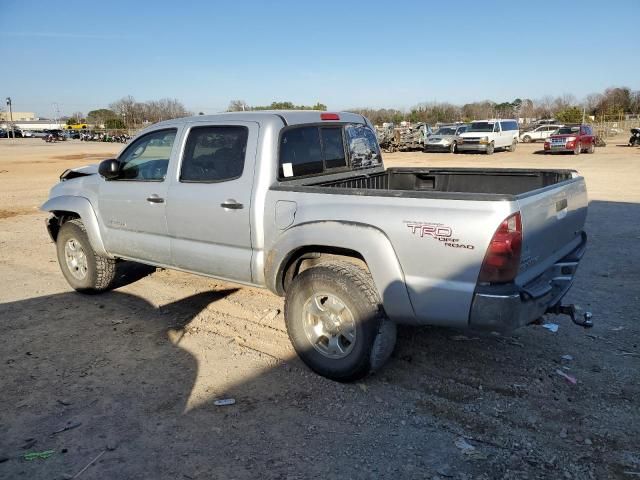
[117,129,176,181]
[279,127,323,178]
[180,126,248,183]
[320,127,346,169]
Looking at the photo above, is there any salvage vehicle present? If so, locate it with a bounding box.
[424,123,469,153]
[457,119,519,154]
[544,125,595,155]
[519,124,562,143]
[42,111,592,381]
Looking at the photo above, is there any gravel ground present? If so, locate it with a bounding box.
[0,138,638,479]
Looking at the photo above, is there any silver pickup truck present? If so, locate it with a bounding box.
[42,111,591,381]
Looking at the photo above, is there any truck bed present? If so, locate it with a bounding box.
[309,168,574,197]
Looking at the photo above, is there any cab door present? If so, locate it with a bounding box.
[98,128,181,265]
[166,121,258,283]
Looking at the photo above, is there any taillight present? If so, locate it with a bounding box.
[320,113,340,121]
[478,212,522,283]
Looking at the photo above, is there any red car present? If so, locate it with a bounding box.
[544,124,595,154]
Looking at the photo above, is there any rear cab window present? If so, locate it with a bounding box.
[278,123,381,180]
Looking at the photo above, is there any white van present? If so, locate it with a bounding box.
[457,119,519,155]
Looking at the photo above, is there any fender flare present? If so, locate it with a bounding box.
[265,221,416,323]
[40,196,110,257]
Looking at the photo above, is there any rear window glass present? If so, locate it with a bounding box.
[345,124,381,169]
[279,127,323,178]
[278,124,380,179]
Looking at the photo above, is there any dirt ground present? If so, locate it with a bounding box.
[0,137,638,479]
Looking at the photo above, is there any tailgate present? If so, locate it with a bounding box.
[515,175,588,285]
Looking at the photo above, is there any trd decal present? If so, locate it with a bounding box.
[405,222,475,250]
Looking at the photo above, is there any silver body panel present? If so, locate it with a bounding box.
[42,111,588,330]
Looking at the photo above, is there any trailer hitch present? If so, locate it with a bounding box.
[546,304,593,328]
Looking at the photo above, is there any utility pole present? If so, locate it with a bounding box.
[6,97,14,139]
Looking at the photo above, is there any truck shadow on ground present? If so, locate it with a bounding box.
[1,200,638,479]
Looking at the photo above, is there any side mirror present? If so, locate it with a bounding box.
[98,159,120,180]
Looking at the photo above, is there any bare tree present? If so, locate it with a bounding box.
[227,100,249,112]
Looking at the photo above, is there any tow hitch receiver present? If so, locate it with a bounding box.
[546,304,593,328]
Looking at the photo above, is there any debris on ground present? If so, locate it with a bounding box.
[542,323,559,333]
[69,450,106,478]
[214,398,236,406]
[555,369,577,385]
[23,450,55,461]
[561,354,574,361]
[51,421,82,436]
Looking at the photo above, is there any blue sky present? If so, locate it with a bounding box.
[1,0,638,117]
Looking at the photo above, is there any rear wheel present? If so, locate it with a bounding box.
[449,142,457,154]
[284,262,396,382]
[486,142,495,155]
[587,142,595,154]
[56,219,116,293]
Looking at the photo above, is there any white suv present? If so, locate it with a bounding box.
[457,119,519,155]
[520,125,562,143]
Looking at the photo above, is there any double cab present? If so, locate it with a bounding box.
[42,111,590,381]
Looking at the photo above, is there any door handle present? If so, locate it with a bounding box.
[220,199,243,210]
[146,194,164,204]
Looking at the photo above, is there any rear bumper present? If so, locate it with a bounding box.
[469,232,587,331]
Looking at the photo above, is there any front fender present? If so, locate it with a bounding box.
[40,196,110,257]
[266,221,416,324]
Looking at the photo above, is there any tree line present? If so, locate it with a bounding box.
[64,86,639,130]
[350,87,640,125]
[67,96,191,129]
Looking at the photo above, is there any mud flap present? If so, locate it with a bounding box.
[370,318,397,371]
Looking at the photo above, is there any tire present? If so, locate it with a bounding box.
[56,219,116,293]
[587,142,595,154]
[573,143,581,155]
[449,142,457,154]
[284,262,396,382]
[522,135,532,143]
[508,140,517,152]
[486,142,495,155]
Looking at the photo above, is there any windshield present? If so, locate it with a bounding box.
[467,122,494,132]
[434,127,456,136]
[556,126,580,135]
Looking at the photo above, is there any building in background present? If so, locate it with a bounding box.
[0,111,36,121]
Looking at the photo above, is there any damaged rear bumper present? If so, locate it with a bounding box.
[469,232,587,331]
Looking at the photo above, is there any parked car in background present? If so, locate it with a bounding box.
[520,125,562,143]
[22,130,34,138]
[457,119,519,155]
[544,125,595,155]
[0,128,23,138]
[424,123,469,153]
[64,131,81,140]
[31,131,48,138]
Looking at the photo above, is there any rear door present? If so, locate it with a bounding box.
[515,177,588,285]
[166,121,258,283]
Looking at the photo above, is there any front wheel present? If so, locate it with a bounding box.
[587,142,595,154]
[573,143,581,155]
[284,262,396,382]
[449,142,457,154]
[522,135,532,143]
[56,219,116,293]
[486,142,495,155]
[508,140,517,152]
